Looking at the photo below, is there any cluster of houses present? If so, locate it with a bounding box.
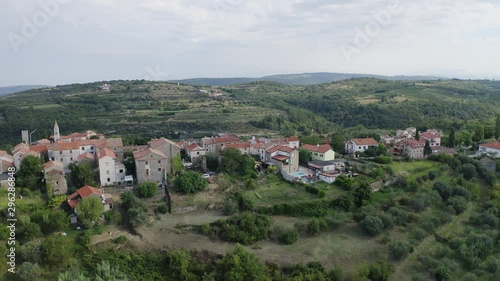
[2,122,500,221]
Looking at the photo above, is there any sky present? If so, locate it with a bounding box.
[1,0,500,86]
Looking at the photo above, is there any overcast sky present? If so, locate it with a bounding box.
[1,0,500,86]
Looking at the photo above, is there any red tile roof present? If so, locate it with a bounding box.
[77,185,102,198]
[215,137,241,143]
[420,132,440,139]
[77,153,95,162]
[133,148,167,160]
[49,142,80,151]
[149,138,179,148]
[302,144,333,154]
[272,155,289,161]
[98,148,116,160]
[286,137,300,142]
[30,145,48,153]
[266,145,295,153]
[187,143,204,151]
[350,138,378,146]
[43,161,63,171]
[225,143,251,149]
[480,141,500,150]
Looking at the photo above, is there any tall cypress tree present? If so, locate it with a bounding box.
[448,129,456,148]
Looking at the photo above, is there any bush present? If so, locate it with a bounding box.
[374,156,392,164]
[103,209,122,225]
[137,182,158,197]
[157,203,169,214]
[208,212,272,245]
[278,230,299,245]
[174,171,208,194]
[306,218,328,235]
[389,241,412,260]
[361,215,385,236]
[222,198,239,215]
[435,265,452,281]
[113,236,128,244]
[447,196,468,214]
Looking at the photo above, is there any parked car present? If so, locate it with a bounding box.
[202,174,210,179]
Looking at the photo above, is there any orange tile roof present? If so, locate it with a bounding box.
[350,138,378,146]
[77,185,102,198]
[43,161,64,170]
[481,141,500,150]
[420,132,440,139]
[272,155,289,161]
[77,152,95,162]
[98,148,116,160]
[286,137,300,142]
[30,145,48,153]
[49,142,80,151]
[266,145,295,153]
[225,143,251,149]
[149,137,179,148]
[302,144,333,154]
[133,148,167,160]
[187,143,204,151]
[215,137,241,143]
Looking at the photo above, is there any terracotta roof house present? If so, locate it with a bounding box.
[344,138,378,154]
[479,141,500,158]
[133,148,168,184]
[420,132,441,147]
[302,144,335,161]
[264,145,299,175]
[201,137,242,154]
[394,139,426,159]
[66,185,112,212]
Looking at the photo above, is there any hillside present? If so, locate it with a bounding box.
[170,72,447,86]
[0,78,499,148]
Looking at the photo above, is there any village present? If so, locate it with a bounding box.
[1,122,499,227]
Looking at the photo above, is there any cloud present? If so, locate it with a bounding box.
[1,0,500,85]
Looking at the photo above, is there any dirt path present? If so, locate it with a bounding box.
[389,206,474,281]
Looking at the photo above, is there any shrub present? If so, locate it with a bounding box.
[306,218,328,235]
[208,212,272,245]
[435,265,452,281]
[103,209,122,225]
[361,215,384,236]
[447,196,468,214]
[157,203,169,214]
[278,230,299,245]
[389,241,412,260]
[174,171,208,194]
[137,182,158,197]
[113,236,128,244]
[374,156,392,164]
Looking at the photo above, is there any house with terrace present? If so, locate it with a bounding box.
[344,138,378,155]
[264,145,299,175]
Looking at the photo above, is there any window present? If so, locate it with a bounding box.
[70,157,73,161]
[107,178,110,182]
[106,170,110,175]
[59,151,62,155]
[119,169,123,173]
[158,168,161,171]
[51,157,55,161]
[81,147,84,151]
[145,161,149,165]
[60,158,63,162]
[197,152,199,155]
[146,169,149,175]
[320,154,323,157]
[158,160,161,164]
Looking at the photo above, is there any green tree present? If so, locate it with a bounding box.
[205,153,219,171]
[353,182,372,207]
[167,250,197,281]
[330,134,345,154]
[361,215,384,236]
[474,124,485,141]
[18,262,42,281]
[17,155,44,190]
[175,171,208,194]
[77,196,104,228]
[137,182,157,197]
[69,163,96,187]
[94,261,129,281]
[424,140,432,156]
[415,130,420,141]
[172,154,184,175]
[448,129,456,148]
[41,233,72,269]
[123,151,136,176]
[221,148,256,178]
[216,244,271,281]
[299,148,311,164]
[389,241,412,260]
[460,164,477,180]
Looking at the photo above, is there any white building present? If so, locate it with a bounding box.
[344,138,378,154]
[479,141,500,158]
[98,148,117,186]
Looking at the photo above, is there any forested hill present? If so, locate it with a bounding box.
[0,78,499,149]
[170,72,446,86]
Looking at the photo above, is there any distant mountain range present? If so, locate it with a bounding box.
[0,85,49,96]
[170,72,449,86]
